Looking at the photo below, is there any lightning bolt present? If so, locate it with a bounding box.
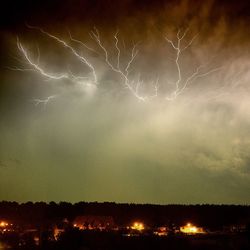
[165,29,221,100]
[32,95,57,109]
[15,24,98,88]
[90,27,147,101]
[16,38,69,80]
[13,25,224,104]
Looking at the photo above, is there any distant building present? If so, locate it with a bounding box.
[53,226,65,240]
[73,215,115,230]
[153,226,168,236]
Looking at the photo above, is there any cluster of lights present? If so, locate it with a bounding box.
[0,221,8,227]
[73,223,85,230]
[131,222,145,231]
[180,222,199,234]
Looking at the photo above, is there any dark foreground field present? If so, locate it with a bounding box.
[3,231,249,250]
[54,232,250,250]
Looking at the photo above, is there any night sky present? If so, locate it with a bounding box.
[1,0,250,204]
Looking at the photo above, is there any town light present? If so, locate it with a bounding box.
[0,221,8,227]
[131,222,144,231]
[180,223,200,234]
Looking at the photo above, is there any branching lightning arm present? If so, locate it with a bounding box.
[90,27,146,101]
[165,29,221,100]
